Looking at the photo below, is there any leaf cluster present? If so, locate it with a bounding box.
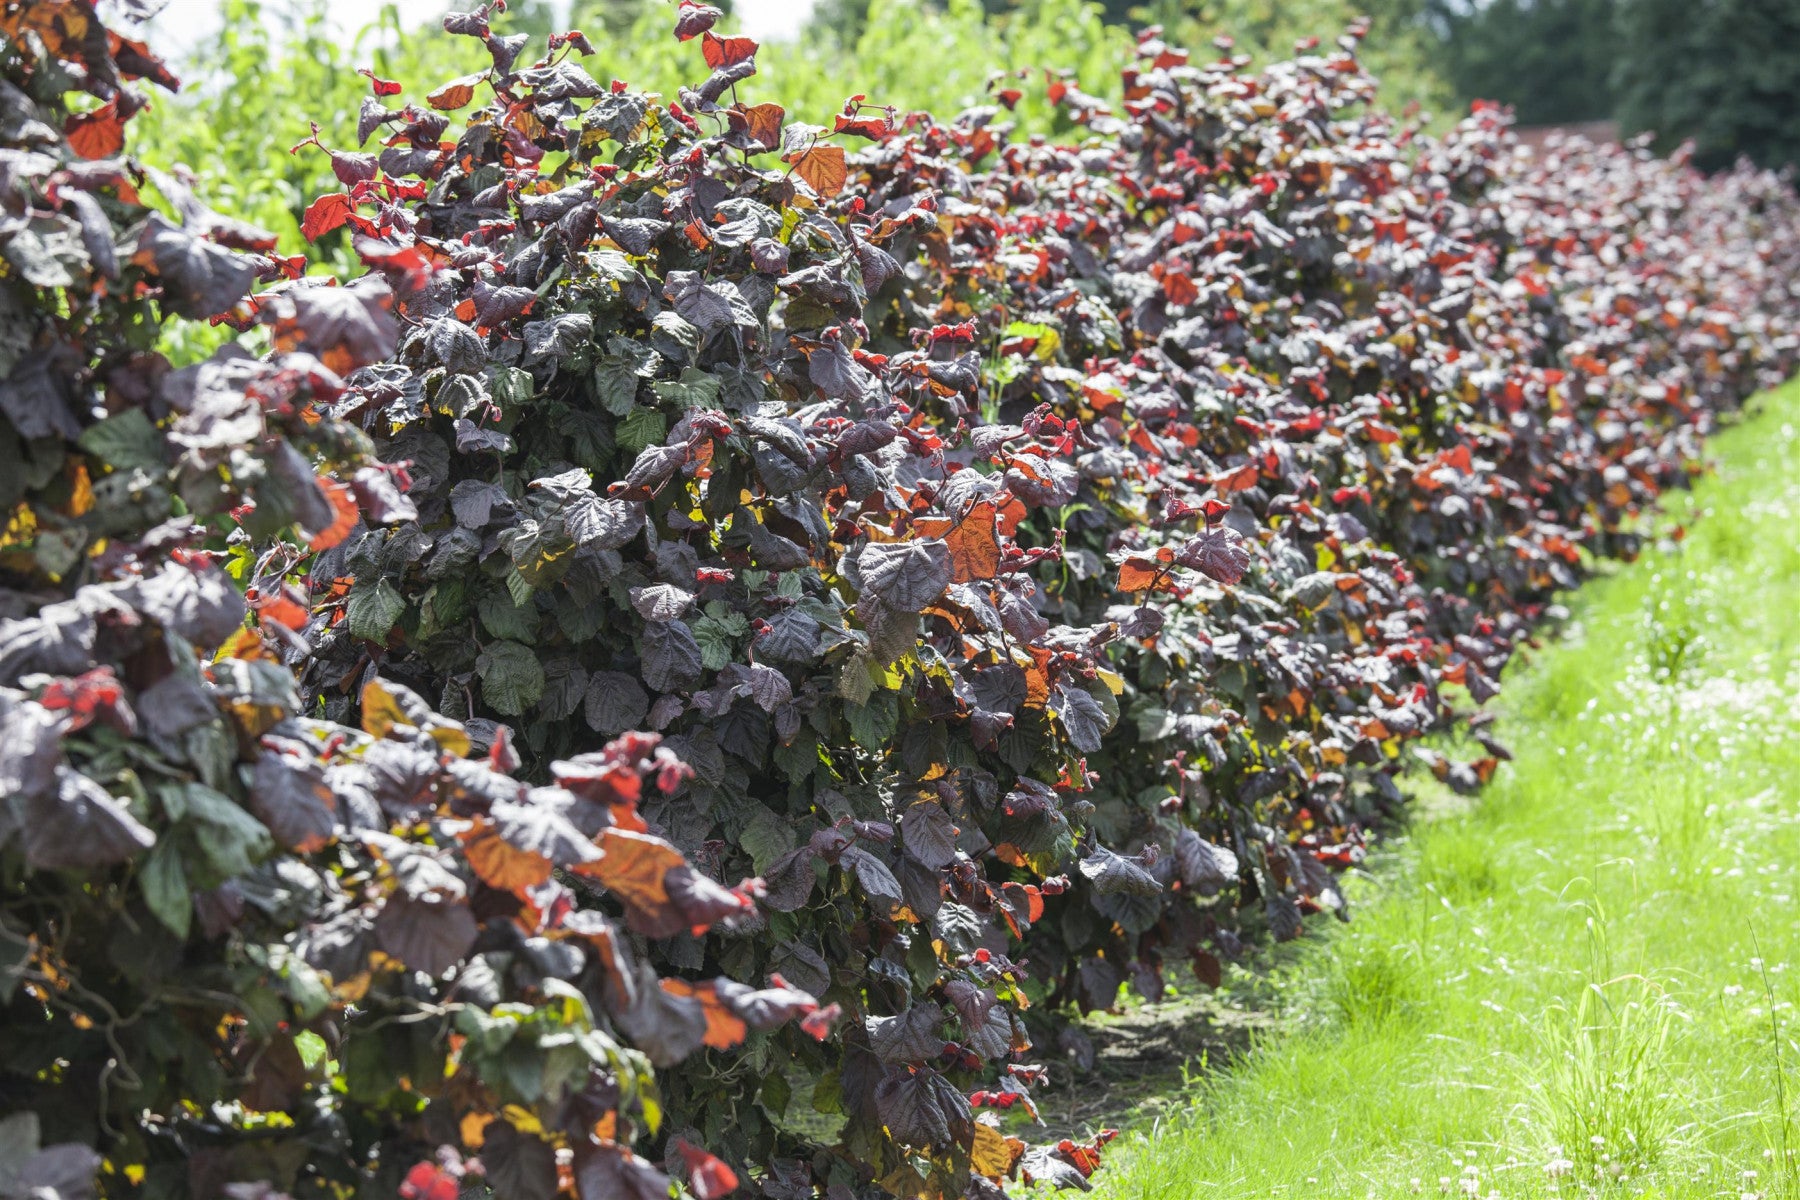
[0,7,823,1200]
[268,5,1800,1199]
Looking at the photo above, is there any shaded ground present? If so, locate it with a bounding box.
[1032,989,1280,1141]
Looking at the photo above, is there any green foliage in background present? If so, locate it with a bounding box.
[136,0,1448,304]
[1422,0,1616,127]
[1612,0,1800,170]
[1420,0,1800,169]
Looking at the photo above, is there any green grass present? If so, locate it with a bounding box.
[1092,379,1800,1200]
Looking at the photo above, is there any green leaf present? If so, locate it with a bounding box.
[771,729,823,786]
[844,692,898,751]
[478,588,538,640]
[477,640,546,716]
[278,953,332,1020]
[594,359,643,416]
[837,649,878,705]
[651,367,723,409]
[78,408,163,471]
[693,614,739,672]
[347,578,406,642]
[432,577,471,625]
[294,1029,329,1069]
[739,806,796,874]
[140,839,191,939]
[617,407,666,455]
[169,782,274,880]
[490,364,535,407]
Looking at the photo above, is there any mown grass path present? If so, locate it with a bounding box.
[1094,381,1800,1200]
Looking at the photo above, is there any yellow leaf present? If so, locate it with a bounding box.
[460,1112,495,1148]
[360,678,417,739]
[1,503,37,549]
[970,1121,1024,1178]
[501,1105,544,1135]
[429,725,472,758]
[68,463,93,516]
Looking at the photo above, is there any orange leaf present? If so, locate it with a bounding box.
[914,499,1004,583]
[461,819,554,890]
[65,462,93,517]
[1023,666,1050,709]
[1211,462,1260,494]
[308,478,360,550]
[728,101,785,150]
[784,144,847,198]
[574,828,685,911]
[428,72,485,111]
[255,592,310,633]
[216,625,268,662]
[1116,556,1166,593]
[661,979,748,1050]
[459,1111,494,1148]
[701,31,758,68]
[65,102,125,160]
[1161,270,1199,306]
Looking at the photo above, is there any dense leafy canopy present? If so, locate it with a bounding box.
[0,5,824,1200]
[266,2,1800,1196]
[4,1,1800,1200]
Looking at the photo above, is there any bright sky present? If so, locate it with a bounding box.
[146,0,817,61]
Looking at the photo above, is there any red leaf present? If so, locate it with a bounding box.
[799,1002,842,1041]
[701,31,758,69]
[66,102,126,160]
[833,111,894,140]
[302,193,356,241]
[358,67,402,96]
[674,1140,739,1200]
[399,1162,458,1200]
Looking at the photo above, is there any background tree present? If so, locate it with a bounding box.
[1422,0,1617,126]
[1612,0,1800,169]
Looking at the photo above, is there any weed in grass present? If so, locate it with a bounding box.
[1414,825,1500,907]
[1642,576,1708,684]
[1324,937,1426,1030]
[1533,968,1685,1180]
[1752,927,1800,1200]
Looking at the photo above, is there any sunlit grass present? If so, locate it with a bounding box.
[1093,379,1800,1200]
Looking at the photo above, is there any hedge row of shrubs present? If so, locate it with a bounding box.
[0,8,821,1200]
[3,2,1797,1199]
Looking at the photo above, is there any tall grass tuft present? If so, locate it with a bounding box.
[1534,909,1687,1180]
